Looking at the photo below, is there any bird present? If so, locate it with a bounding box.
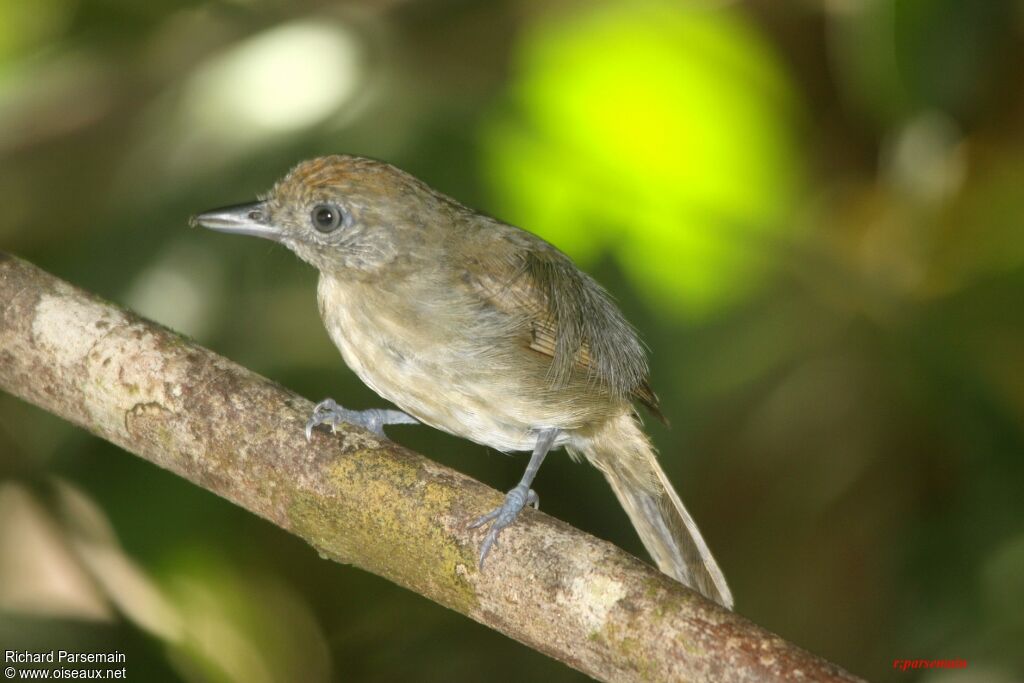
[192,154,733,609]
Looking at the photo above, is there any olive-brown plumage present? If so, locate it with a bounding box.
[195,155,732,608]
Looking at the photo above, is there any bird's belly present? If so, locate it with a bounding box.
[333,328,549,451]
[318,280,568,452]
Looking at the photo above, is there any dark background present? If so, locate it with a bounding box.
[1,1,1022,681]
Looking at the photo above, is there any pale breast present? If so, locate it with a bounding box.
[316,274,581,452]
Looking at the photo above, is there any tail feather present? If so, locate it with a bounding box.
[571,413,733,609]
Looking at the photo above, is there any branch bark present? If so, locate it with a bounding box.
[0,252,862,683]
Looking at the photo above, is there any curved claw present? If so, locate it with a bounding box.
[304,399,418,441]
[468,511,496,530]
[478,529,500,568]
[469,485,539,569]
[305,399,341,442]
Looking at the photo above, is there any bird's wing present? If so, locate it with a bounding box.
[461,230,665,422]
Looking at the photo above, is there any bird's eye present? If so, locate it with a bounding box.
[311,203,344,233]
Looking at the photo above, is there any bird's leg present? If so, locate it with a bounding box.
[305,398,418,441]
[469,427,560,569]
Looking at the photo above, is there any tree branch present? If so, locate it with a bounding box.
[0,252,862,682]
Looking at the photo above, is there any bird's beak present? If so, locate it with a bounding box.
[190,201,283,242]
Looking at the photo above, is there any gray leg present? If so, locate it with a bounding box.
[469,428,560,569]
[305,398,418,441]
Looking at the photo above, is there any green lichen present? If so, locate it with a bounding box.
[641,577,674,621]
[286,450,479,616]
[599,621,658,680]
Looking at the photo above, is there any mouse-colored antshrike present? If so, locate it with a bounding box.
[193,155,733,608]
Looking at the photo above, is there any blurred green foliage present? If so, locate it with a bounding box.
[1,1,1023,682]
[483,1,802,317]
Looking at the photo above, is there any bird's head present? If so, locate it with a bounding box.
[192,155,455,277]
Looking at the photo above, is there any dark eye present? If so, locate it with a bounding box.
[311,203,344,233]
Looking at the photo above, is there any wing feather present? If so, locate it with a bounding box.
[462,232,665,422]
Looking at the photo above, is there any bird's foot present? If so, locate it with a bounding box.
[305,398,418,441]
[468,484,539,569]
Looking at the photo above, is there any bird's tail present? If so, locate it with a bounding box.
[570,413,733,609]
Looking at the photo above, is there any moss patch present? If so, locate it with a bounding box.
[286,449,479,616]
